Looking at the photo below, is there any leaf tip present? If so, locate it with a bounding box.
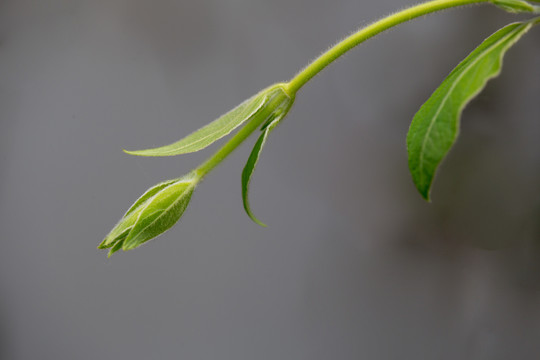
[107,248,120,258]
[411,178,432,202]
[242,191,268,227]
[242,194,267,227]
[251,216,268,228]
[123,148,145,156]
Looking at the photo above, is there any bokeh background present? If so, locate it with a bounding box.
[1,0,540,359]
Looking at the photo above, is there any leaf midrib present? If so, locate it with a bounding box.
[417,23,527,183]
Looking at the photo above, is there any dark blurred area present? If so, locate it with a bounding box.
[0,0,539,359]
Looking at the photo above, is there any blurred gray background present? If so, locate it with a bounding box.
[1,0,540,359]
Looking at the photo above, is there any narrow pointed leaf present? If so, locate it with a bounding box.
[241,118,283,227]
[491,0,538,13]
[240,92,294,227]
[108,234,127,257]
[407,21,535,201]
[124,88,278,157]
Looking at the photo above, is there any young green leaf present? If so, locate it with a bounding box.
[407,20,536,201]
[241,98,294,226]
[491,0,539,13]
[241,121,279,227]
[108,236,126,256]
[124,85,286,157]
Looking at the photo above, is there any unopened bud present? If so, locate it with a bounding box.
[99,173,198,256]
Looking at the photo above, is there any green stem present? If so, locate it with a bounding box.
[194,93,287,179]
[195,0,494,180]
[194,117,263,179]
[287,0,490,94]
